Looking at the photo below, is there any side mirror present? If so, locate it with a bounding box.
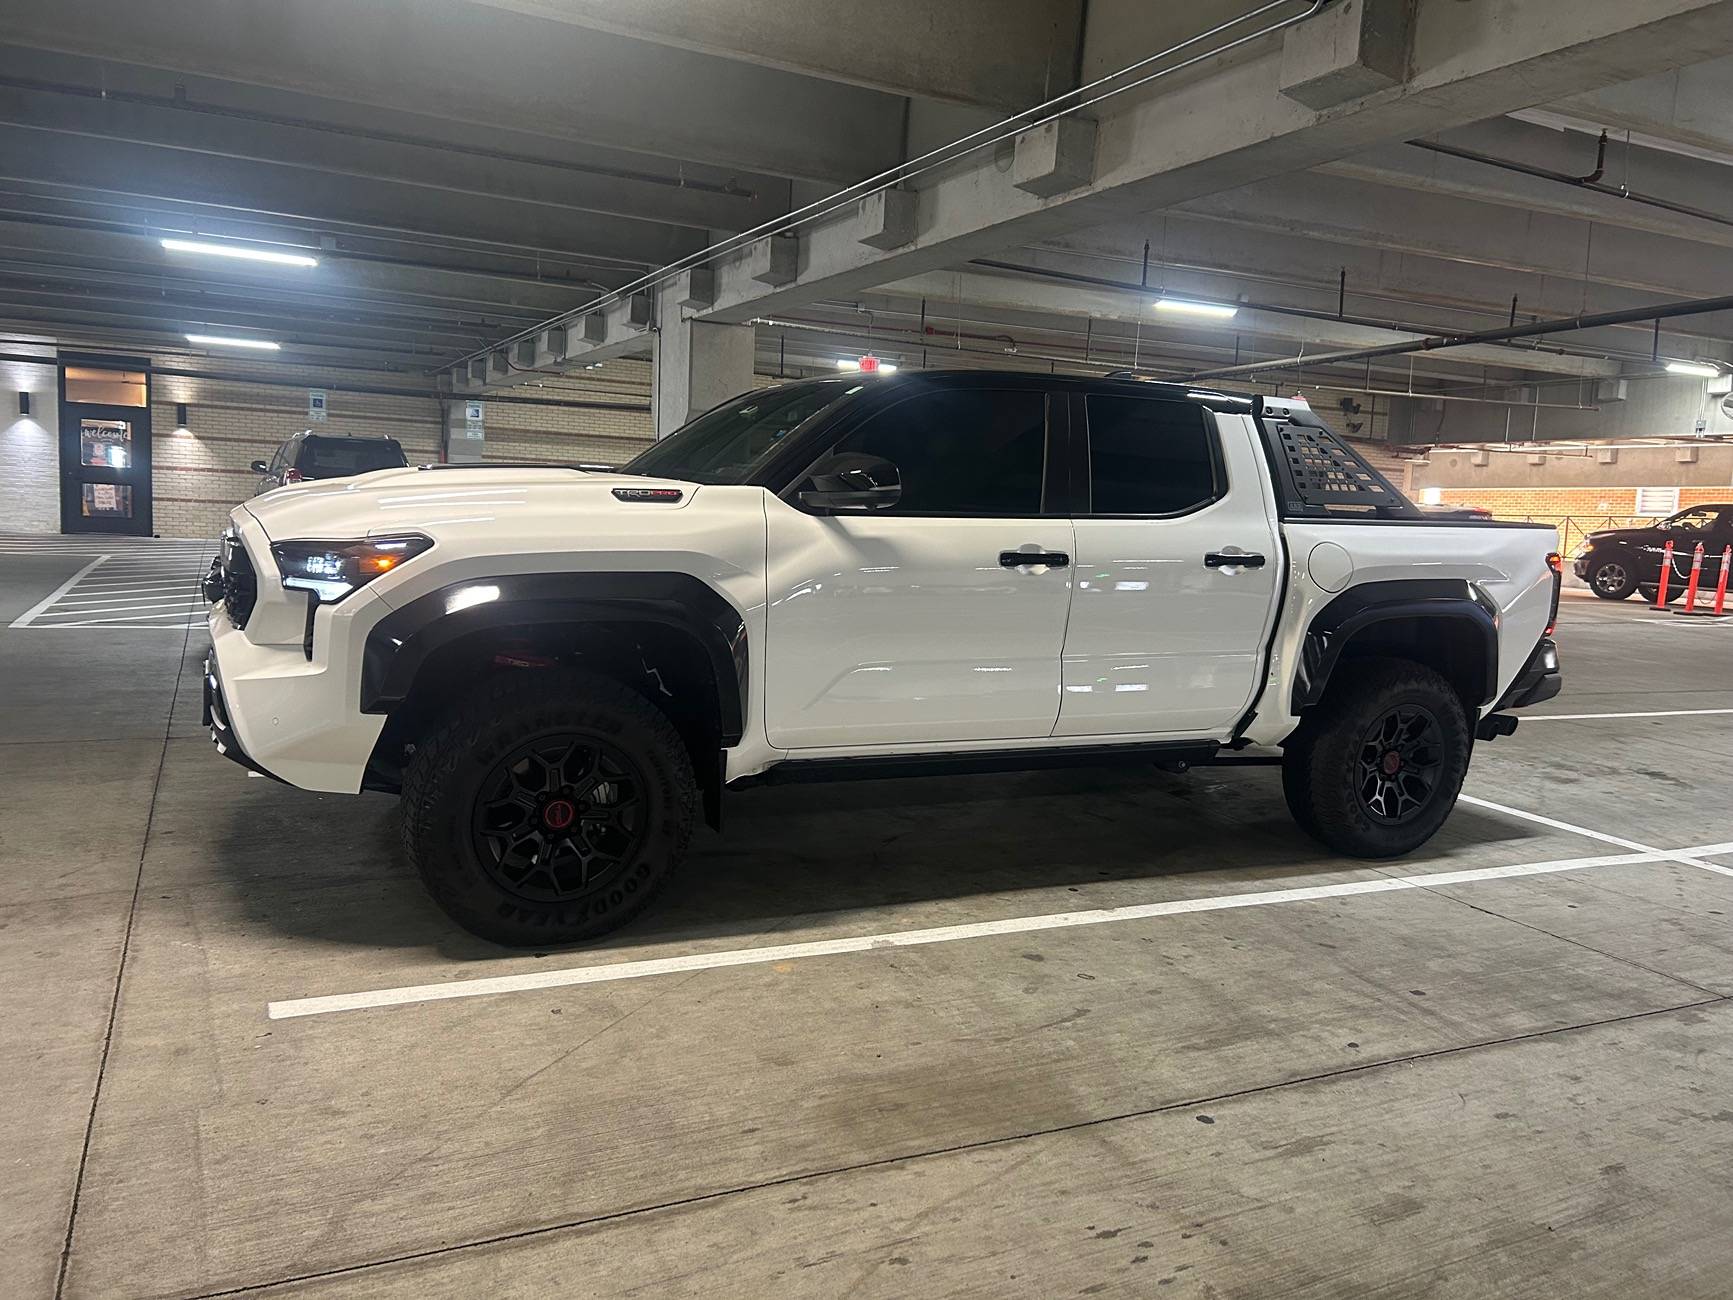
[250,460,269,474]
[799,454,901,512]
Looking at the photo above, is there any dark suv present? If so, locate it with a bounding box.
[1575,504,1733,600]
[250,431,407,494]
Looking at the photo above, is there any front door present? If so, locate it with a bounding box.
[764,383,1073,749]
[1056,395,1281,738]
[59,363,153,536]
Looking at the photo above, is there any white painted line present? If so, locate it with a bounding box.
[267,843,1730,1020]
[8,555,107,627]
[28,608,208,625]
[34,601,204,618]
[1518,708,1733,722]
[1459,794,1733,879]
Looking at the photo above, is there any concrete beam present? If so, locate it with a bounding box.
[466,0,1084,111]
[0,127,704,270]
[664,0,1733,339]
[0,75,783,236]
[0,218,590,318]
[1280,0,1413,109]
[1551,55,1733,155]
[1177,171,1733,300]
[5,0,906,183]
[1321,117,1733,249]
[873,269,1623,379]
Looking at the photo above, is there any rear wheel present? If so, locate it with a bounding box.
[401,668,696,946]
[1589,558,1636,600]
[1282,658,1471,858]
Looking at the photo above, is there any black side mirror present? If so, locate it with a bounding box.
[799,454,902,512]
[250,459,269,474]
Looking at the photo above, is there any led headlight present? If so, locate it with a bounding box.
[270,534,432,603]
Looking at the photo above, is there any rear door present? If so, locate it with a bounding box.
[764,379,1074,749]
[1055,396,1281,738]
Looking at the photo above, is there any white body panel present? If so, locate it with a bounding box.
[1240,518,1559,748]
[1057,414,1283,737]
[204,419,1560,796]
[762,499,1074,747]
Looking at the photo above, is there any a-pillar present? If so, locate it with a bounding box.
[653,317,754,439]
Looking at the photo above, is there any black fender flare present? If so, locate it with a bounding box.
[1292,579,1499,713]
[360,571,748,745]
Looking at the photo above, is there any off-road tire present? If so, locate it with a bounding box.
[1282,658,1471,859]
[1589,558,1636,600]
[401,668,696,946]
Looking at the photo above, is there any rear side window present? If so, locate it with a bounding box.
[824,388,1048,515]
[297,437,407,478]
[1086,396,1218,515]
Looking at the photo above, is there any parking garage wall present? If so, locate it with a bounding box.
[0,351,57,532]
[1411,444,1733,552]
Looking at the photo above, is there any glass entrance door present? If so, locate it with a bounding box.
[59,364,153,536]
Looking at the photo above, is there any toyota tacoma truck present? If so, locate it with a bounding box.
[203,372,1563,945]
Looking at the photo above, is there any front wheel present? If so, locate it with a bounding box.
[1588,558,1636,600]
[401,668,696,946]
[1282,658,1471,858]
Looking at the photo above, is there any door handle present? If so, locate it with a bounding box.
[1000,550,1070,569]
[1204,550,1267,569]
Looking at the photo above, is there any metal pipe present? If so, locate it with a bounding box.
[1183,292,1733,380]
[1408,137,1733,233]
[447,0,1333,369]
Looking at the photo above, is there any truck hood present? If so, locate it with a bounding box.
[239,465,689,541]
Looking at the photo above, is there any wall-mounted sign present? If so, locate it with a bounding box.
[307,388,327,422]
[1635,486,1681,516]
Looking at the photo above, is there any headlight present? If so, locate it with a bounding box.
[270,534,432,603]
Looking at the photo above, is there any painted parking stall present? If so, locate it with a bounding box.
[3,532,215,630]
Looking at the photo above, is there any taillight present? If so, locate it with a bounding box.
[1545,552,1563,635]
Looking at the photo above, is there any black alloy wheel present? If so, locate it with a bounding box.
[1356,705,1444,824]
[471,734,647,904]
[1589,558,1636,600]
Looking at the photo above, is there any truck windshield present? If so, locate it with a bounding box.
[623,380,853,484]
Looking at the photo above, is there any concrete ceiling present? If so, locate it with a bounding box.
[0,0,1728,410]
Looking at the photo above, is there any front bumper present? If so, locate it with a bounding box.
[1572,555,1591,580]
[203,653,284,783]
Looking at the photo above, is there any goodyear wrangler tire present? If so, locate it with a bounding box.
[1282,657,1470,859]
[401,668,696,946]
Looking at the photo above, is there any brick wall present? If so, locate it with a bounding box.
[1426,485,1733,554]
[14,350,800,539]
[0,352,57,532]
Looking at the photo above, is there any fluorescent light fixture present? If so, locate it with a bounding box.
[1155,297,1238,320]
[162,237,318,268]
[186,333,281,351]
[1665,360,1721,378]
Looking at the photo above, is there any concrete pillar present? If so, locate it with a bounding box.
[653,317,755,439]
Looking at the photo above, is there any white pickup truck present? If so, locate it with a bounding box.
[203,373,1562,945]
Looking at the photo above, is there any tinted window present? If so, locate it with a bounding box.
[298,437,407,478]
[1087,396,1217,515]
[823,388,1047,515]
[624,381,851,484]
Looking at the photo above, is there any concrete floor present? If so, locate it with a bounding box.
[6,537,1733,1299]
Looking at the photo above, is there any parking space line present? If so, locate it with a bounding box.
[1517,709,1733,722]
[8,555,108,627]
[1459,794,1733,878]
[267,840,1733,1020]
